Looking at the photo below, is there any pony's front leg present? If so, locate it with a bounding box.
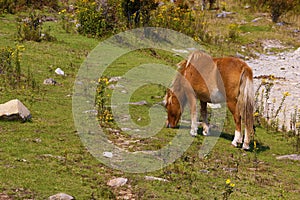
[189,96,198,136]
[200,101,209,136]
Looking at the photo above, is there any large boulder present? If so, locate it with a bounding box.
[0,99,31,121]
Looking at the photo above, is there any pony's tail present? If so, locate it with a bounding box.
[238,67,254,135]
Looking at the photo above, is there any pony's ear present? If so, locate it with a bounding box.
[165,88,174,105]
[177,60,187,69]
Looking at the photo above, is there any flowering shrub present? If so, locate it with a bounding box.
[59,8,76,33]
[243,0,300,22]
[223,179,235,200]
[75,0,125,38]
[0,0,59,14]
[150,3,210,42]
[17,12,56,42]
[96,77,114,124]
[228,23,240,41]
[254,76,291,131]
[0,45,37,91]
[122,0,158,27]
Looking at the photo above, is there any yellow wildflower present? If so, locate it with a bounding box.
[16,45,25,51]
[226,179,231,185]
[230,183,235,187]
[283,92,291,97]
[270,74,276,80]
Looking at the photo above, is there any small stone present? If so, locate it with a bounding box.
[128,100,148,106]
[145,176,169,182]
[223,167,238,172]
[251,17,261,23]
[109,76,122,83]
[107,177,128,187]
[33,138,42,143]
[43,78,57,85]
[0,193,12,200]
[55,68,65,76]
[276,154,300,161]
[121,127,131,131]
[216,11,234,18]
[199,169,210,174]
[103,152,113,158]
[48,193,75,200]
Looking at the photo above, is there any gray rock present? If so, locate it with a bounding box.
[251,17,261,23]
[43,78,57,85]
[109,76,122,83]
[145,176,169,182]
[0,193,12,200]
[103,151,113,158]
[55,68,65,76]
[128,100,148,106]
[0,99,31,121]
[223,167,238,172]
[107,177,128,187]
[276,154,300,161]
[199,169,210,174]
[216,11,234,18]
[48,193,75,200]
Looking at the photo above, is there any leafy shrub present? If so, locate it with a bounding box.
[243,0,300,22]
[122,0,158,27]
[59,8,75,33]
[0,45,37,91]
[268,0,298,22]
[150,3,211,43]
[228,23,240,41]
[75,0,125,38]
[17,12,56,42]
[96,77,114,124]
[0,0,59,14]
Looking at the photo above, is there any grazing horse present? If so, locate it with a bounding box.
[165,51,254,150]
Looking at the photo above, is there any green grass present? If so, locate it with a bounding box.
[0,6,300,200]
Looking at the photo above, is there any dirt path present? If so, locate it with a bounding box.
[246,46,300,131]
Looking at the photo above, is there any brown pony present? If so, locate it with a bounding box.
[165,51,254,150]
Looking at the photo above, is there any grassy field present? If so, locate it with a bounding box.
[0,3,300,200]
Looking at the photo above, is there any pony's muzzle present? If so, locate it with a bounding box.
[166,120,178,128]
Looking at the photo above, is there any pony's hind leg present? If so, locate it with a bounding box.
[242,128,251,150]
[227,101,243,147]
[200,101,209,135]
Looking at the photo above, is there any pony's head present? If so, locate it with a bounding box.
[164,89,182,128]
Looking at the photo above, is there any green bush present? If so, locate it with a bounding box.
[17,12,56,42]
[75,0,125,38]
[122,0,158,27]
[243,0,300,22]
[149,3,210,43]
[0,0,59,14]
[0,45,37,91]
[268,0,298,22]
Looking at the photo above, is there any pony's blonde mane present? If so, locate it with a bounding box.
[165,60,189,106]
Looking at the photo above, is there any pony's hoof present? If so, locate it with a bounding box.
[190,129,198,137]
[231,141,238,147]
[242,144,250,151]
[202,131,209,136]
